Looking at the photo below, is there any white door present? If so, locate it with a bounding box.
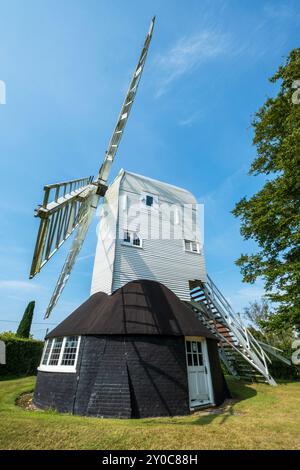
[185,339,211,408]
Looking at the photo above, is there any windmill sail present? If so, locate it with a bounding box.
[35,17,155,317]
[30,177,94,278]
[45,190,98,318]
[98,16,155,186]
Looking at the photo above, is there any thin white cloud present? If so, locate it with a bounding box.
[198,165,248,215]
[154,30,230,97]
[178,111,203,127]
[77,253,95,262]
[227,284,266,314]
[263,2,298,20]
[0,280,40,290]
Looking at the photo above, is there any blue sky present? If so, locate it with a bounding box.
[0,0,299,338]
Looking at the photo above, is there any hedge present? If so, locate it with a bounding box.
[0,332,44,377]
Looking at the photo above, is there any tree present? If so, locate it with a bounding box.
[242,299,295,352]
[233,48,300,332]
[242,300,298,379]
[16,301,35,338]
[243,298,272,331]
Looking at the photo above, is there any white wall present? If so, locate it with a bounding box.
[91,170,207,300]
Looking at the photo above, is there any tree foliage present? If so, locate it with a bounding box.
[233,48,300,331]
[16,301,35,338]
[243,300,294,350]
[242,300,299,379]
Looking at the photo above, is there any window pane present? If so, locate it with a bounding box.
[187,354,192,366]
[61,336,79,366]
[184,240,191,251]
[193,354,198,366]
[42,339,53,365]
[133,233,140,246]
[197,342,202,353]
[123,230,130,243]
[185,240,200,253]
[192,342,198,353]
[192,241,198,252]
[198,354,203,366]
[146,195,153,207]
[186,341,191,353]
[48,338,63,365]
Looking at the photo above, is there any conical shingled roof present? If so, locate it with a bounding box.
[46,280,217,339]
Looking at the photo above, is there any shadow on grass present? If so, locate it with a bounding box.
[188,379,257,426]
[142,378,257,427]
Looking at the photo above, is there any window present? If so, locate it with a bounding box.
[48,337,63,365]
[141,192,158,209]
[123,230,131,243]
[186,340,203,367]
[39,336,81,373]
[132,233,141,246]
[61,337,79,366]
[42,338,53,365]
[184,239,201,254]
[146,195,154,207]
[122,230,142,247]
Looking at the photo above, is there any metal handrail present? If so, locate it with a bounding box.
[188,300,273,379]
[191,277,277,384]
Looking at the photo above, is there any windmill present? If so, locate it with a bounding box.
[29,17,290,387]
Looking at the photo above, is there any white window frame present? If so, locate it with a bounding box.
[38,336,81,373]
[41,337,53,366]
[184,239,201,254]
[121,229,143,248]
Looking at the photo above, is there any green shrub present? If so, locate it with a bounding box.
[262,347,300,380]
[0,332,44,377]
[268,355,300,380]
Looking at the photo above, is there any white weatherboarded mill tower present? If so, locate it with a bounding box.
[29,18,290,388]
[91,170,206,299]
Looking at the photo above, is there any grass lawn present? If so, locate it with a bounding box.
[0,376,299,450]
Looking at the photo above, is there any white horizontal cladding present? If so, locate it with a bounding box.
[114,170,206,300]
[91,169,207,299]
[112,238,206,300]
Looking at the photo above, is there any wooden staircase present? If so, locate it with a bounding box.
[186,275,278,385]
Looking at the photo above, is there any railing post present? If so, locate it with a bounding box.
[42,187,50,208]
